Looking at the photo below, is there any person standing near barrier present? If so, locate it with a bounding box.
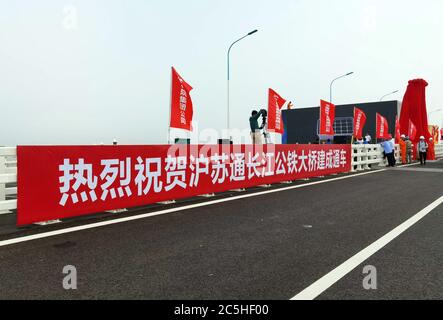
[381,138,396,167]
[418,136,428,166]
[405,137,413,164]
[365,133,372,144]
[249,110,265,145]
[399,134,407,164]
[389,134,397,166]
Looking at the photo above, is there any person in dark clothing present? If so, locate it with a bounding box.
[249,110,265,144]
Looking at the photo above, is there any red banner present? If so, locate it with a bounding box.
[267,88,287,134]
[376,113,389,139]
[170,67,193,131]
[353,107,367,139]
[320,100,335,135]
[17,144,352,225]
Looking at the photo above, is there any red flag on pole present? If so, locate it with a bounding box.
[395,116,401,143]
[319,100,335,135]
[267,88,287,134]
[353,107,367,140]
[170,67,194,131]
[409,120,417,141]
[376,113,389,139]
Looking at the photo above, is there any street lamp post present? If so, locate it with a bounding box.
[329,72,354,103]
[227,29,258,138]
[380,90,399,101]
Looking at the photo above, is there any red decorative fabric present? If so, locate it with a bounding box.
[409,120,417,141]
[399,79,431,143]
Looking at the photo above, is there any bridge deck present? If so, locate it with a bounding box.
[0,160,442,299]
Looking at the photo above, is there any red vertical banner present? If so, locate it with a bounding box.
[319,100,336,135]
[409,120,417,141]
[170,67,194,131]
[376,113,389,139]
[353,107,367,139]
[267,88,287,134]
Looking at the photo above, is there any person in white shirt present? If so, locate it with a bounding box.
[417,136,429,166]
[365,134,372,144]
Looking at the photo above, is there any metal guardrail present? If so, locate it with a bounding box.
[352,143,443,172]
[0,147,17,214]
[436,144,443,159]
[351,144,400,172]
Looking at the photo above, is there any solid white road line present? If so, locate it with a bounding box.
[291,195,443,300]
[0,169,388,248]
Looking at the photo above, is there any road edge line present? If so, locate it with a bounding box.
[291,195,443,300]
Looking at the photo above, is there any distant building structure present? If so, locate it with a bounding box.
[282,100,401,144]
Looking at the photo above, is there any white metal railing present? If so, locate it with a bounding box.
[351,144,401,172]
[436,143,443,159]
[0,147,17,214]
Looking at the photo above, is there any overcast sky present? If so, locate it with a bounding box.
[1,0,443,146]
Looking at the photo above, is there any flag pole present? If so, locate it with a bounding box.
[351,107,355,145]
[168,67,172,145]
[375,114,377,145]
[319,101,321,145]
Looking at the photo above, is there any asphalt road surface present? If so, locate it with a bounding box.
[0,160,442,300]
